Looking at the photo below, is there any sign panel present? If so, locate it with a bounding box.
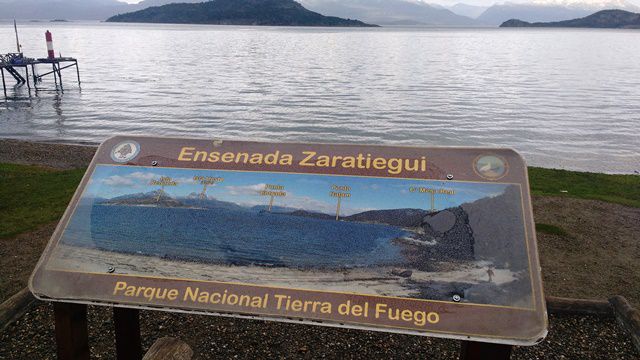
[30,136,547,345]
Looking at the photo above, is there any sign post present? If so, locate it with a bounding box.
[53,302,89,360]
[460,341,513,359]
[114,307,142,360]
[31,137,547,358]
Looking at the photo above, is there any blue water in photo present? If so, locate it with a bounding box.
[61,204,410,269]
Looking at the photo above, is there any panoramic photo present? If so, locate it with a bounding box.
[48,165,533,307]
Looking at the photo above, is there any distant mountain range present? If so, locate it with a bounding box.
[447,3,490,18]
[478,3,593,23]
[299,0,478,26]
[97,190,430,225]
[500,8,640,27]
[104,190,184,207]
[102,190,247,210]
[106,0,376,26]
[477,0,639,24]
[275,208,432,225]
[1,0,639,27]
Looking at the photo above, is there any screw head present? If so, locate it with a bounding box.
[452,294,461,302]
[107,266,115,273]
[151,161,158,166]
[446,174,454,180]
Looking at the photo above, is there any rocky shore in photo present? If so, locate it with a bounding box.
[45,244,530,306]
[391,185,529,273]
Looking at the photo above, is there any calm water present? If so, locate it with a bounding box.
[1,22,639,173]
[62,204,408,268]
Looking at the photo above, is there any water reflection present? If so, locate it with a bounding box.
[52,94,67,138]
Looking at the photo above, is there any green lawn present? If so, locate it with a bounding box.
[528,167,640,208]
[0,163,85,239]
[535,223,568,237]
[0,163,638,240]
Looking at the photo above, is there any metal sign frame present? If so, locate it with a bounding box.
[30,136,547,348]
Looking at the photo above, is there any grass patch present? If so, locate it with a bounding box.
[0,163,637,240]
[535,223,568,237]
[0,163,85,239]
[528,167,640,208]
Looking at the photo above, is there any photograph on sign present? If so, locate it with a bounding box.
[46,164,532,308]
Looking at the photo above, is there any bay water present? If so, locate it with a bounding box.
[1,22,639,173]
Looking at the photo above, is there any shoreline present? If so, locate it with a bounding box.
[0,138,97,170]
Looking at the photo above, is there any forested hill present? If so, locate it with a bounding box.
[500,9,640,28]
[106,0,377,27]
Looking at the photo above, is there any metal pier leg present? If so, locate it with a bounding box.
[25,66,31,97]
[1,68,6,99]
[53,63,58,89]
[31,64,38,93]
[57,63,64,93]
[75,61,81,88]
[5,66,25,85]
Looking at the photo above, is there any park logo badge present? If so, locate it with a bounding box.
[110,140,141,163]
[474,154,508,180]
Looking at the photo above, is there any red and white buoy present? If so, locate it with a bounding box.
[45,30,55,59]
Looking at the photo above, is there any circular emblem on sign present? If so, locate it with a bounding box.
[110,140,140,163]
[474,155,508,180]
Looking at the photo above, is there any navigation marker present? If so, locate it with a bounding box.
[150,176,178,202]
[260,184,286,212]
[409,186,455,212]
[193,176,224,200]
[330,185,351,220]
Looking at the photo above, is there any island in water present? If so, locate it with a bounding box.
[106,0,377,27]
[500,9,640,28]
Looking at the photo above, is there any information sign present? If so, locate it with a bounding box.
[31,136,547,345]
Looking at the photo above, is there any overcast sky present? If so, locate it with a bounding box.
[85,165,508,216]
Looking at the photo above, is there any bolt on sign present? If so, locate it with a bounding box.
[30,136,547,345]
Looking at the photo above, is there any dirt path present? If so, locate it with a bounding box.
[0,222,56,303]
[533,195,640,306]
[0,139,95,170]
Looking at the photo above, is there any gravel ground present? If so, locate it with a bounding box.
[534,196,640,307]
[1,302,638,360]
[0,223,56,303]
[0,139,96,169]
